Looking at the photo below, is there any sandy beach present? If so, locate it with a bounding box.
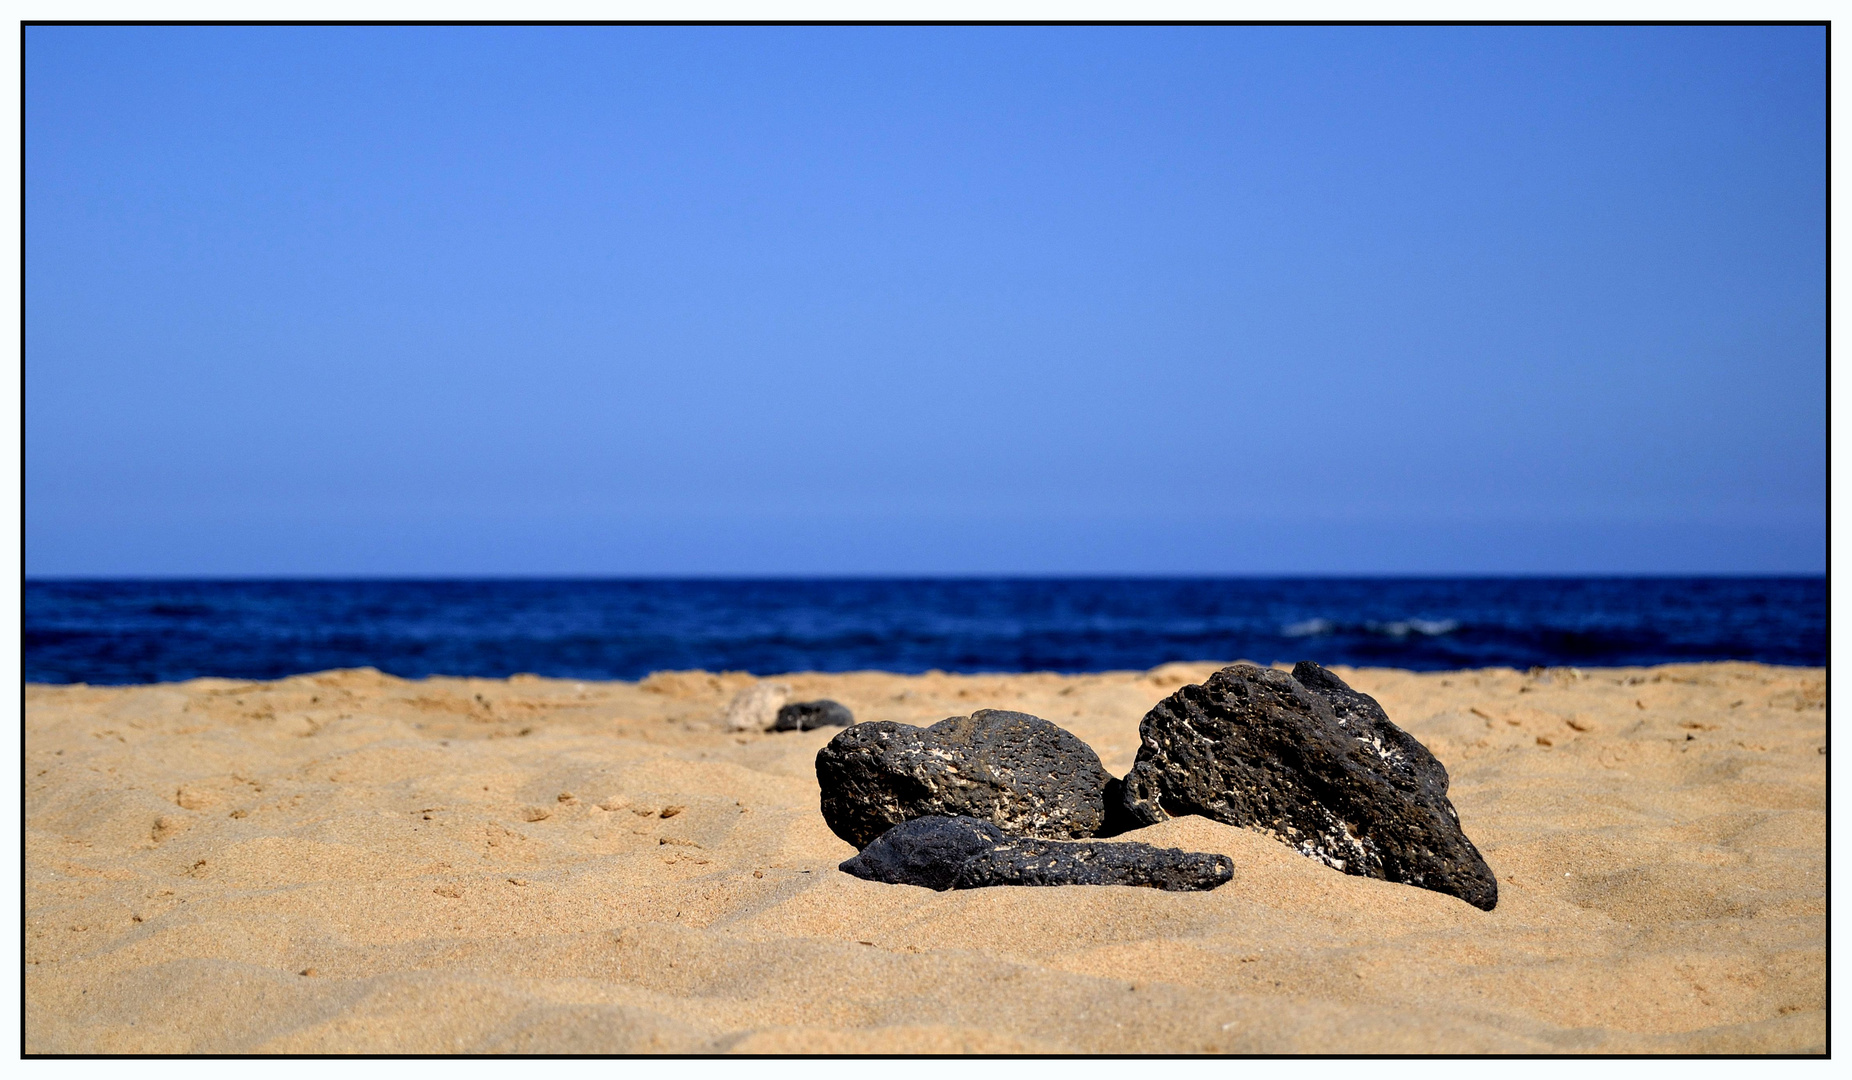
[24,661,1825,1053]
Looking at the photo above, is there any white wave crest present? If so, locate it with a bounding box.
[1365,619,1460,638]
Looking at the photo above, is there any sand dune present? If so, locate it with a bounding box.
[25,661,1825,1053]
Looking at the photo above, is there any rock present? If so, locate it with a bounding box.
[839,815,1234,892]
[1121,661,1499,910]
[722,682,789,731]
[955,834,1235,891]
[837,815,1008,890]
[815,709,1112,848]
[773,699,854,731]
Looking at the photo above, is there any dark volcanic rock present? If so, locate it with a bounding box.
[772,699,855,731]
[815,710,1112,848]
[954,835,1234,891]
[1120,661,1499,910]
[837,815,1009,890]
[840,815,1234,892]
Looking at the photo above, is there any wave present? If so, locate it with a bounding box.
[1282,617,1459,639]
[1367,618,1460,638]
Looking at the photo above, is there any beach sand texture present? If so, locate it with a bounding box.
[26,662,1825,1053]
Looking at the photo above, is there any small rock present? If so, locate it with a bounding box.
[816,710,1112,848]
[773,699,855,731]
[839,816,1233,892]
[1121,661,1498,910]
[723,682,790,731]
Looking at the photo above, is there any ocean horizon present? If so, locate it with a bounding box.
[25,575,1826,686]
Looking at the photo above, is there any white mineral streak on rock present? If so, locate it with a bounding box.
[723,682,791,731]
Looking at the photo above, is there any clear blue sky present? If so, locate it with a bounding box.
[25,25,1825,577]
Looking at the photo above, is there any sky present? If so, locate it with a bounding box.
[25,25,1826,577]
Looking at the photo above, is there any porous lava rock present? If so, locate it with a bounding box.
[1120,661,1499,910]
[956,833,1235,891]
[839,815,1234,892]
[773,699,855,731]
[837,815,1007,890]
[815,710,1111,848]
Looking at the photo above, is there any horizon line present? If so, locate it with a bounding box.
[23,571,1828,583]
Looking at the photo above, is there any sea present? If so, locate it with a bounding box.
[22,577,1826,686]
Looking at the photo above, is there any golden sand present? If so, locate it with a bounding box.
[24,661,1825,1053]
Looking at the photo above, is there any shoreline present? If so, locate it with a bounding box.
[26,661,1826,1053]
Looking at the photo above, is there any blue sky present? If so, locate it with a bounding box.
[25,25,1825,576]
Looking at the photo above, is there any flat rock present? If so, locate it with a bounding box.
[815,710,1111,848]
[840,815,1234,892]
[837,815,1008,890]
[773,699,854,731]
[1121,661,1499,910]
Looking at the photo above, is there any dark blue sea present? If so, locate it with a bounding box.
[23,577,1825,686]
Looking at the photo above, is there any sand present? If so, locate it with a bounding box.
[24,661,1826,1053]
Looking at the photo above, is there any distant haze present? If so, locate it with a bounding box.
[26,26,1825,576]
